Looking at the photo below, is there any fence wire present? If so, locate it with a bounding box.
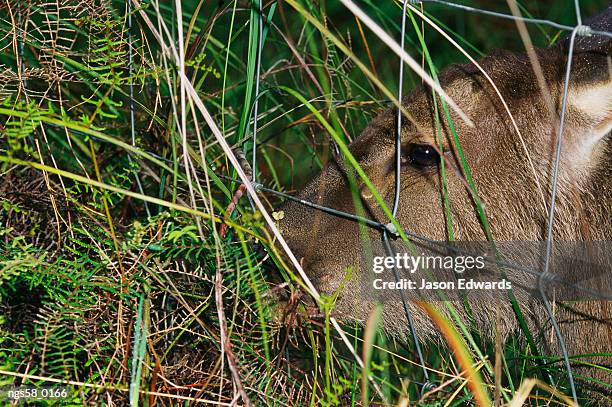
[422,0,612,39]
[541,26,581,403]
[382,0,431,387]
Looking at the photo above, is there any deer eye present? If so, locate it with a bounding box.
[402,143,440,169]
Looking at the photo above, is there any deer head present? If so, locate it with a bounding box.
[277,5,612,386]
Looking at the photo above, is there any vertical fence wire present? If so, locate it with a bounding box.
[252,0,264,184]
[540,26,581,405]
[382,0,431,387]
[574,0,583,26]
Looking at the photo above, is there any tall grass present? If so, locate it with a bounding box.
[0,0,609,405]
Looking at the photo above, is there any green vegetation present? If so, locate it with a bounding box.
[0,0,608,405]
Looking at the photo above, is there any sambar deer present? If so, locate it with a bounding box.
[279,5,612,402]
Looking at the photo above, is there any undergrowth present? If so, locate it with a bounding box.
[0,0,609,405]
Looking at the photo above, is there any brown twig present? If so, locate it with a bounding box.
[220,149,253,238]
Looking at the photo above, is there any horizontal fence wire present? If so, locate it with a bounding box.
[420,0,612,39]
[211,172,612,301]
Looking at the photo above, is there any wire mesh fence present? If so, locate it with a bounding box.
[229,0,612,403]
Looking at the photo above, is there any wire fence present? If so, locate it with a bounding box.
[85,0,612,402]
[225,0,612,403]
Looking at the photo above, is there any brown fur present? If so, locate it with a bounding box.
[279,6,612,401]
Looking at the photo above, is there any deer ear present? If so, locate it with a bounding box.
[568,75,612,139]
[566,55,612,156]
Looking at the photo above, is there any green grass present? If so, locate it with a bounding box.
[0,0,610,405]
